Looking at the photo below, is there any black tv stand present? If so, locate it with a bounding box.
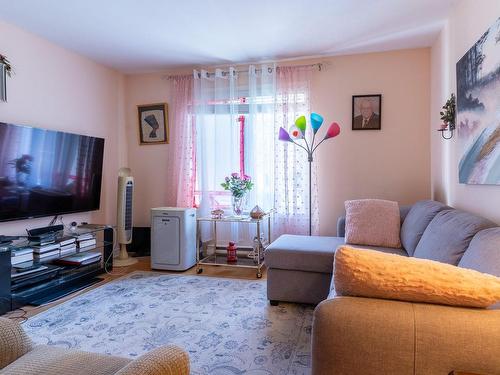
[29,277,103,306]
[0,225,113,314]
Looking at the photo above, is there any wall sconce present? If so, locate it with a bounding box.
[0,54,12,103]
[437,93,456,140]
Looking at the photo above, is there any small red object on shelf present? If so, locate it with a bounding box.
[227,241,237,263]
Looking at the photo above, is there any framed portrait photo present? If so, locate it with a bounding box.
[352,94,382,130]
[137,103,169,145]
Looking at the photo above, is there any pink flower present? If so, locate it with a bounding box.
[231,172,239,178]
[243,174,251,181]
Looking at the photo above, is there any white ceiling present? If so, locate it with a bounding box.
[0,0,456,73]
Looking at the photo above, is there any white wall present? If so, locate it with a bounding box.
[0,21,126,235]
[431,0,500,223]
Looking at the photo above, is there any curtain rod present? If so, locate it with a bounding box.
[163,62,323,80]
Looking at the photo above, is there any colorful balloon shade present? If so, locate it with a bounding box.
[310,113,323,134]
[278,127,292,142]
[289,125,303,140]
[324,122,341,140]
[295,115,307,135]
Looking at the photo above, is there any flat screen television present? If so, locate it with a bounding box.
[0,122,105,222]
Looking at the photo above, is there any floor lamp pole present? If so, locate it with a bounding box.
[308,153,313,236]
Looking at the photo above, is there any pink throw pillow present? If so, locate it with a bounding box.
[344,199,401,248]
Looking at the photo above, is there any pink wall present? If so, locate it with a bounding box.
[431,0,500,223]
[0,20,433,238]
[124,49,431,232]
[0,21,126,235]
[124,71,184,226]
[312,49,431,235]
[8,3,497,237]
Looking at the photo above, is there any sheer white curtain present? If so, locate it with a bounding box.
[273,66,319,235]
[194,68,241,243]
[245,65,276,216]
[193,64,318,243]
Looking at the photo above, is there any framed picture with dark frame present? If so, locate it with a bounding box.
[137,103,169,145]
[352,94,382,130]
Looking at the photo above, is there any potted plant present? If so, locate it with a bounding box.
[440,93,456,131]
[221,173,254,216]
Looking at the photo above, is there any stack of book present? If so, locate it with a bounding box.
[59,236,77,257]
[28,232,60,261]
[11,246,34,265]
[32,242,60,261]
[77,233,97,252]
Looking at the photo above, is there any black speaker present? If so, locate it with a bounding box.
[126,227,151,256]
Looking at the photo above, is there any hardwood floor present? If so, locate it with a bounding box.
[3,256,267,319]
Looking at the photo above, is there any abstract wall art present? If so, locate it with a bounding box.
[457,17,500,185]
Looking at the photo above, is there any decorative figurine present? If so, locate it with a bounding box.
[211,209,224,219]
[250,205,265,219]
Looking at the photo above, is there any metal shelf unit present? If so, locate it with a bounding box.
[196,212,273,278]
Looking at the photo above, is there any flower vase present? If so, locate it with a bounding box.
[232,195,246,217]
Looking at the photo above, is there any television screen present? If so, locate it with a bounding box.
[0,122,105,222]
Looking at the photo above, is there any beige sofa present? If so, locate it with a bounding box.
[266,201,500,374]
[313,297,500,375]
[0,317,190,375]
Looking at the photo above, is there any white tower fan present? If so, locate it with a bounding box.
[114,167,137,267]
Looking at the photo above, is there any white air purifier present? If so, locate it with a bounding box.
[151,207,196,271]
[114,167,137,267]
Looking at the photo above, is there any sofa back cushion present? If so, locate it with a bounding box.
[345,199,401,249]
[400,200,448,256]
[413,209,496,265]
[459,228,500,276]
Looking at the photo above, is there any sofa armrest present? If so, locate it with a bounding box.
[0,317,34,369]
[312,297,500,375]
[115,345,189,375]
[312,297,415,375]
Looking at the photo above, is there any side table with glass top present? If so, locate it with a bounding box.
[196,211,273,278]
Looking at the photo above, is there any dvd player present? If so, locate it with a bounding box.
[26,225,64,237]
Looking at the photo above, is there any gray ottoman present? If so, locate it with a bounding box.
[265,234,344,305]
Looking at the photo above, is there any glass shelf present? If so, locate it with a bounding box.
[199,252,261,268]
[197,210,274,223]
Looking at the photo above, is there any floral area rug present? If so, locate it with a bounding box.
[24,272,313,375]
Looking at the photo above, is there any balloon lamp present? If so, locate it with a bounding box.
[310,113,324,134]
[277,113,341,236]
[325,122,341,140]
[295,115,307,135]
[289,125,303,140]
[278,127,292,142]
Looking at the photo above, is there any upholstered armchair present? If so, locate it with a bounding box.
[0,317,190,375]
